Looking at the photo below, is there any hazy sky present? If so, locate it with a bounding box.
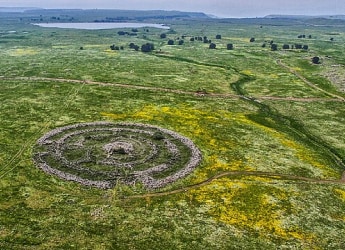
[1,0,344,17]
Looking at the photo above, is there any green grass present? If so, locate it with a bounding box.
[1,13,345,249]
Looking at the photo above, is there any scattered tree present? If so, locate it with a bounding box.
[312,56,320,64]
[160,33,167,39]
[190,37,195,41]
[110,44,120,50]
[216,34,222,39]
[141,43,154,52]
[209,43,216,49]
[129,43,139,51]
[302,45,309,50]
[282,44,290,49]
[118,31,127,36]
[271,44,278,51]
[250,37,255,42]
[167,39,174,45]
[227,43,234,50]
[178,40,184,45]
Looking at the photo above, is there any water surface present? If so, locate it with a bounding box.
[33,22,170,30]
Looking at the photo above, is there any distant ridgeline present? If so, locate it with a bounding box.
[0,8,211,22]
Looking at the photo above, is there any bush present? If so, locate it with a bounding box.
[141,43,154,52]
[312,56,320,64]
[271,44,278,51]
[209,43,216,49]
[227,43,233,50]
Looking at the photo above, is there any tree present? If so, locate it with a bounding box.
[190,37,195,41]
[167,39,174,45]
[129,43,139,51]
[271,44,278,51]
[302,45,309,50]
[216,34,222,39]
[110,45,120,50]
[178,40,184,45]
[141,43,154,52]
[227,43,233,50]
[312,56,320,64]
[160,33,167,39]
[250,37,255,42]
[209,43,216,49]
[282,44,290,49]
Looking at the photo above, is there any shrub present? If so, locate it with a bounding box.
[209,43,216,49]
[227,43,233,50]
[312,56,320,64]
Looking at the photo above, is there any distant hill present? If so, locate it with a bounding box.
[265,14,345,20]
[0,8,210,22]
[0,7,42,12]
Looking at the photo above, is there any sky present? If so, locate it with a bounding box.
[0,0,344,18]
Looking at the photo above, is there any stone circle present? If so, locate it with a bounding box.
[33,122,202,189]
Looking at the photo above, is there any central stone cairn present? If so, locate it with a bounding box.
[33,122,202,189]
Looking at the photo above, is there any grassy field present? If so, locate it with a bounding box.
[1,11,345,249]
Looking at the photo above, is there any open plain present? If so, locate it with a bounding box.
[1,9,345,249]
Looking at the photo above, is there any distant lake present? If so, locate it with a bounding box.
[32,22,170,30]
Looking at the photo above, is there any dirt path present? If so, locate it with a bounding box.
[126,170,345,199]
[2,76,344,103]
[276,59,345,101]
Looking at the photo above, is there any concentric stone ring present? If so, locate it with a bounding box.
[33,122,202,189]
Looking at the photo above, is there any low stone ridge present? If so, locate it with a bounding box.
[33,122,202,189]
